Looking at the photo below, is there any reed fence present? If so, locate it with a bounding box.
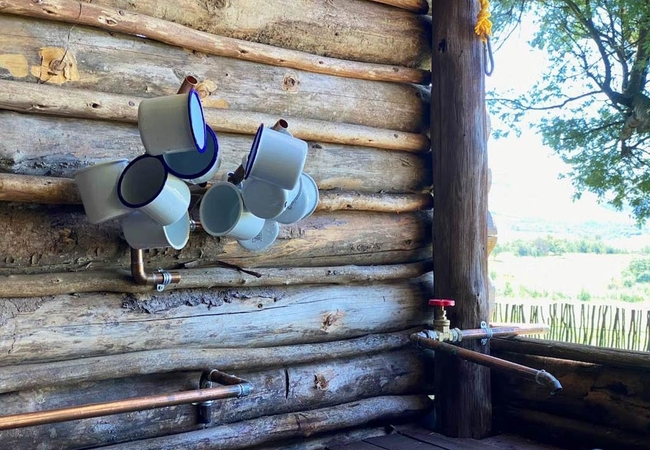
[493,301,650,351]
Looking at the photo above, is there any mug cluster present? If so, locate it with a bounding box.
[74,89,318,253]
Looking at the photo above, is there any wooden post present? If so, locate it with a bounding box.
[431,0,491,438]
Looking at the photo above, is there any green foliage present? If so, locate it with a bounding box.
[619,293,645,302]
[489,0,650,223]
[577,287,592,301]
[493,235,625,257]
[623,257,650,284]
[503,281,515,297]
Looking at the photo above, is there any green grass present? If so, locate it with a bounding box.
[490,252,650,306]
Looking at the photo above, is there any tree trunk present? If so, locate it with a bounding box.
[0,280,432,365]
[431,0,491,438]
[0,353,427,449]
[0,112,430,192]
[0,15,428,132]
[0,0,428,84]
[0,173,432,213]
[0,331,416,394]
[496,407,650,450]
[0,81,430,153]
[0,205,431,273]
[492,352,650,436]
[0,262,432,298]
[89,0,431,67]
[492,336,650,371]
[99,396,431,450]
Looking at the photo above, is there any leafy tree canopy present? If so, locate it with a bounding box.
[489,0,650,223]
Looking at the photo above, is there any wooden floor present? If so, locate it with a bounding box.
[328,427,564,450]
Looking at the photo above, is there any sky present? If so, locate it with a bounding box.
[485,20,649,244]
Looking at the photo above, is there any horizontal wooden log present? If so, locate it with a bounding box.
[497,407,650,450]
[0,204,431,273]
[0,174,432,213]
[0,280,433,365]
[0,112,430,193]
[0,352,427,449]
[493,352,650,436]
[0,15,428,132]
[0,0,429,84]
[366,0,429,13]
[252,427,387,450]
[100,395,431,450]
[0,263,432,298]
[319,191,432,213]
[492,337,650,371]
[90,0,431,67]
[0,81,430,152]
[0,331,417,394]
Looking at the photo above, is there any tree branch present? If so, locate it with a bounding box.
[495,90,602,111]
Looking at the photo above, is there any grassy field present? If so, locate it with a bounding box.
[489,252,650,306]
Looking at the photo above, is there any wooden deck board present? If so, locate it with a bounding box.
[328,427,566,450]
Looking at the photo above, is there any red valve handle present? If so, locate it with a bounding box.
[428,299,455,307]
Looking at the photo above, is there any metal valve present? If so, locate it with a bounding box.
[429,299,455,334]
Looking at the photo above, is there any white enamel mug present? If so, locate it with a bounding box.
[138,89,207,156]
[121,211,190,250]
[161,126,221,185]
[240,177,300,219]
[73,159,130,224]
[275,173,319,224]
[199,182,265,240]
[117,155,191,226]
[244,124,308,189]
[238,219,280,252]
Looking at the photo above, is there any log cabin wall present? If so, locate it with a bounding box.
[0,0,440,448]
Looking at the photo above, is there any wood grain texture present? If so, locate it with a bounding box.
[431,0,491,438]
[496,407,650,450]
[99,396,431,450]
[492,352,650,437]
[492,337,650,372]
[0,279,433,365]
[0,263,433,298]
[0,331,416,394]
[0,353,427,449]
[0,204,431,273]
[365,0,429,13]
[90,0,431,67]
[0,173,432,213]
[249,427,388,450]
[0,112,431,193]
[0,0,429,84]
[0,15,429,132]
[0,80,430,152]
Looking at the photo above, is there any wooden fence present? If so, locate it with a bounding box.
[493,301,650,351]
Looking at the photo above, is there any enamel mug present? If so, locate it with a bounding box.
[240,177,300,219]
[73,159,130,224]
[238,219,280,252]
[199,182,265,240]
[138,89,207,155]
[121,211,190,250]
[244,124,308,190]
[275,173,319,224]
[117,155,191,226]
[161,126,221,185]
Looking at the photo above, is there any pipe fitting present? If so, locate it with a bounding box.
[130,248,181,291]
[535,369,563,395]
[197,369,254,425]
[177,75,198,94]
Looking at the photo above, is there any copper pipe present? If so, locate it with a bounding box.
[459,324,549,341]
[271,118,289,132]
[412,336,562,395]
[0,372,252,431]
[130,248,181,289]
[177,75,198,94]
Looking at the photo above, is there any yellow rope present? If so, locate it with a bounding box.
[475,0,492,43]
